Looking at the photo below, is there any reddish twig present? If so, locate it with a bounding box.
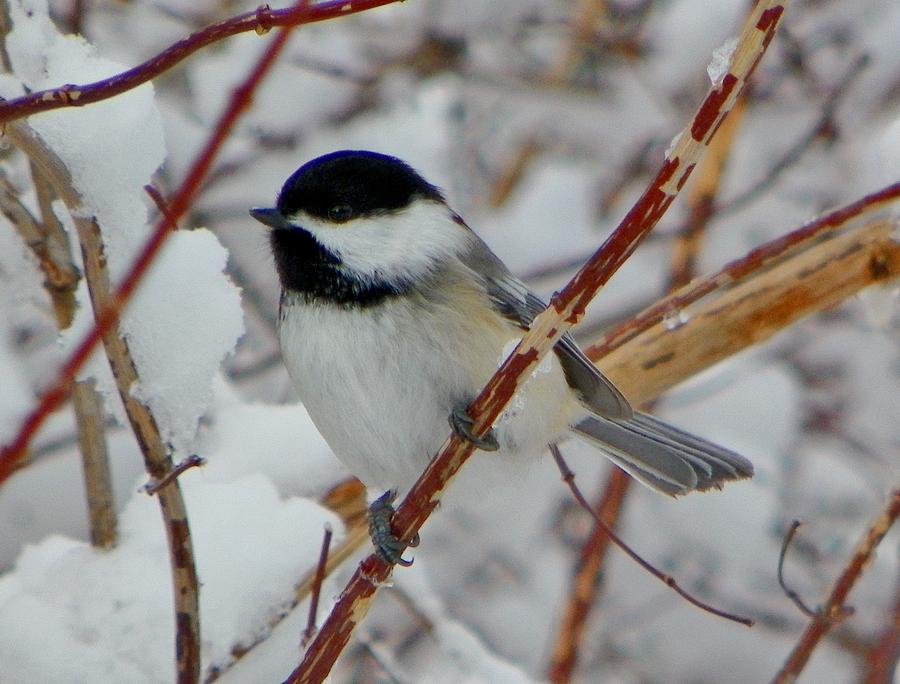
[771,490,900,684]
[0,0,332,484]
[861,581,900,684]
[549,56,748,681]
[143,455,207,495]
[550,445,752,627]
[0,0,402,125]
[303,525,334,647]
[285,4,786,682]
[777,521,819,619]
[548,465,631,684]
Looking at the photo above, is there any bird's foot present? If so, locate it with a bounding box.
[449,404,499,451]
[368,490,418,567]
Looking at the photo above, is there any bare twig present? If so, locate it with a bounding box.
[551,445,752,626]
[777,521,818,619]
[144,455,206,495]
[6,121,204,683]
[547,462,632,684]
[0,2,326,681]
[303,525,334,647]
[0,0,403,124]
[0,171,81,328]
[771,490,900,684]
[285,5,786,681]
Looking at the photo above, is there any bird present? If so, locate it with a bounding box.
[250,150,753,563]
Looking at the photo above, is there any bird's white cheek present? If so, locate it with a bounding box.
[293,201,471,282]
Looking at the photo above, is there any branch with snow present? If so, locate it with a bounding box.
[0,0,403,125]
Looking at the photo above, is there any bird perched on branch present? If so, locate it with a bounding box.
[251,150,753,563]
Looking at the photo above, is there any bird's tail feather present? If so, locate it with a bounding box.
[572,412,753,496]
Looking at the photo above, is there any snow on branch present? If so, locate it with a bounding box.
[0,1,402,125]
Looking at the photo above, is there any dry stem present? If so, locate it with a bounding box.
[771,490,900,684]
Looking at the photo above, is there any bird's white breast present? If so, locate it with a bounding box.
[278,282,582,493]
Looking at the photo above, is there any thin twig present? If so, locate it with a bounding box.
[303,524,334,647]
[777,521,818,619]
[1,2,324,681]
[550,445,753,626]
[144,455,206,495]
[0,0,403,124]
[72,378,118,548]
[285,5,786,681]
[771,490,900,684]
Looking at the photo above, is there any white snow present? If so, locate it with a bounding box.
[708,36,739,86]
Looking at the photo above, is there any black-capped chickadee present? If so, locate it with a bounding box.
[251,150,753,562]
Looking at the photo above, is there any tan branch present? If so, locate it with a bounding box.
[597,218,900,404]
[71,378,118,548]
[5,120,202,684]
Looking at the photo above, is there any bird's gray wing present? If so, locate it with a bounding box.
[461,237,633,420]
[460,234,754,496]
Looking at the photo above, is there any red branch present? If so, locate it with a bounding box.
[284,3,787,682]
[771,490,900,684]
[0,1,402,124]
[0,1,315,483]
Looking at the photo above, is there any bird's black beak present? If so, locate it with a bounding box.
[249,207,290,230]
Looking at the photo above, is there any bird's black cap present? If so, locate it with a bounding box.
[274,150,444,223]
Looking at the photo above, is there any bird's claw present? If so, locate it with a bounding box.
[368,490,416,567]
[449,404,499,451]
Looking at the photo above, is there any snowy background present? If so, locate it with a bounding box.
[0,0,898,682]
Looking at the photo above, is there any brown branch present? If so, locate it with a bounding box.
[0,171,81,328]
[548,64,748,681]
[72,378,118,548]
[0,0,325,484]
[0,0,403,125]
[596,217,900,405]
[144,455,206,495]
[550,446,752,625]
[586,180,900,366]
[547,466,630,683]
[303,525,334,647]
[777,521,818,619]
[285,4,786,681]
[771,490,900,684]
[861,580,900,684]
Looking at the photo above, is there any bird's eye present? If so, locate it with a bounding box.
[328,204,354,222]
